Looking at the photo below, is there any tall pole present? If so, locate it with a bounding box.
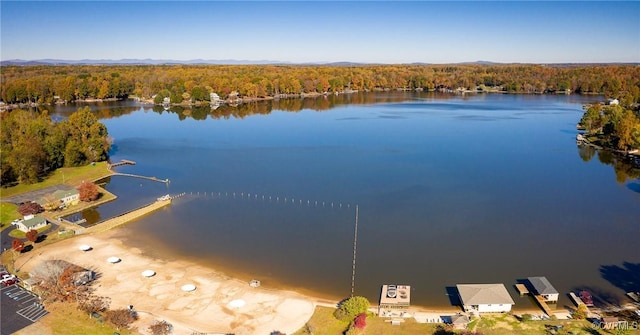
[351,205,359,297]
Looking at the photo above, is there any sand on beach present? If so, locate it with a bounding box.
[17,232,316,335]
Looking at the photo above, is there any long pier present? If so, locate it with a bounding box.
[111,172,169,184]
[83,198,171,234]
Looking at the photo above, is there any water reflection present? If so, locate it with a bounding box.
[47,93,639,309]
[578,144,640,183]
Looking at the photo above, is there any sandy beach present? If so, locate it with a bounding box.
[17,232,317,335]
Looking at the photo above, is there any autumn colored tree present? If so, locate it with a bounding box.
[12,239,25,252]
[105,308,138,330]
[18,202,43,215]
[26,229,38,243]
[77,181,99,202]
[573,304,588,320]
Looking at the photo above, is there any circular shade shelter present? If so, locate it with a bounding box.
[228,299,246,309]
[181,284,196,292]
[107,256,121,264]
[141,270,156,277]
[78,245,92,251]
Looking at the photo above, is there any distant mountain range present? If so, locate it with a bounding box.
[1,59,636,66]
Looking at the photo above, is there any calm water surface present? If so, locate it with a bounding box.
[53,93,640,309]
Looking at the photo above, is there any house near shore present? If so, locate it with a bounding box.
[54,189,80,207]
[378,284,411,317]
[456,283,515,313]
[527,276,559,303]
[16,215,47,233]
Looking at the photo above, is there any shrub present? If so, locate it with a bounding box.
[333,296,370,321]
[521,313,533,322]
[353,313,366,329]
[149,319,173,335]
[105,308,138,330]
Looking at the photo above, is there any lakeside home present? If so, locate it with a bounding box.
[456,284,515,313]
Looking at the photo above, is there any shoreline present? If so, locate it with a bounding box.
[17,230,318,335]
[16,231,566,335]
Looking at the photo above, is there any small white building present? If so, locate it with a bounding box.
[457,283,515,313]
[54,189,80,207]
[17,215,47,233]
[528,276,559,302]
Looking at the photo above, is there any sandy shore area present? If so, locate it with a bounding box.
[17,232,317,335]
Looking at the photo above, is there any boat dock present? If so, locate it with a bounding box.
[108,159,136,168]
[111,172,169,184]
[515,284,529,296]
[569,292,585,307]
[533,295,554,316]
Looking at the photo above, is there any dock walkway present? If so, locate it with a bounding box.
[569,292,586,307]
[83,199,171,234]
[534,295,554,316]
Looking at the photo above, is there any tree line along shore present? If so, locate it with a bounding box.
[1,64,639,107]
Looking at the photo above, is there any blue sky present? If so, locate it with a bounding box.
[1,1,639,63]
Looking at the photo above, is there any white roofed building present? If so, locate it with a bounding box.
[456,283,515,313]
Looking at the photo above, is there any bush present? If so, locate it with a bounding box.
[353,313,366,329]
[333,296,370,321]
[149,319,173,335]
[521,313,533,322]
[104,308,138,330]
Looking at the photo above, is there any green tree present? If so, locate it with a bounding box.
[333,296,370,321]
[60,107,110,165]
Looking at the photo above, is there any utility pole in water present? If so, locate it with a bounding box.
[351,205,359,297]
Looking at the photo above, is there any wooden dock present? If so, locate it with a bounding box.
[533,295,554,316]
[515,284,529,296]
[108,159,136,169]
[111,172,169,184]
[569,292,585,307]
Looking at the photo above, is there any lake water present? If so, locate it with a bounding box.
[51,92,640,309]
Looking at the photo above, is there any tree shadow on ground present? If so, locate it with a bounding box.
[600,262,640,293]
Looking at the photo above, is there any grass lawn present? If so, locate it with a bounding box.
[0,161,112,198]
[8,224,53,238]
[294,307,639,335]
[15,302,136,335]
[0,202,20,231]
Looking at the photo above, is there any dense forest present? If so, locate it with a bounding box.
[1,64,639,105]
[0,107,110,185]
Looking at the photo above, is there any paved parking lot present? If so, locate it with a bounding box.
[1,184,75,205]
[1,284,48,335]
